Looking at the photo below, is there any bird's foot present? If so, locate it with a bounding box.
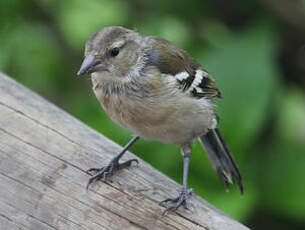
[160,188,194,214]
[86,157,138,189]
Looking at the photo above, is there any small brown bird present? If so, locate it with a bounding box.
[78,26,243,213]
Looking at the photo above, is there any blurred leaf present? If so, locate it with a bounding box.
[198,23,279,154]
[0,22,63,97]
[137,16,190,46]
[257,143,305,220]
[57,0,128,49]
[201,19,233,46]
[255,88,305,220]
[277,88,305,143]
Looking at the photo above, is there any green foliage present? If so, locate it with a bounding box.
[1,0,305,228]
[190,23,278,220]
[58,0,129,48]
[259,89,305,220]
[201,23,278,153]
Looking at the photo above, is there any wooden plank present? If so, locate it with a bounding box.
[0,72,250,230]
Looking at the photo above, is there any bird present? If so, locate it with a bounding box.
[77,26,243,213]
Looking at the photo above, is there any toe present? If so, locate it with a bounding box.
[187,188,194,195]
[86,157,138,190]
[86,176,96,190]
[86,167,102,175]
[162,204,178,215]
[160,188,194,214]
[183,199,190,209]
[118,159,139,169]
[159,197,177,205]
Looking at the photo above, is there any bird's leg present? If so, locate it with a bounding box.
[86,136,140,189]
[160,145,193,214]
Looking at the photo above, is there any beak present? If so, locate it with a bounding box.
[77,54,105,76]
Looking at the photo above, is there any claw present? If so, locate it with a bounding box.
[86,177,96,190]
[87,167,104,175]
[118,159,139,169]
[159,198,176,206]
[86,158,138,190]
[160,188,193,215]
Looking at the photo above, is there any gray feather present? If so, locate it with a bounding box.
[199,128,243,194]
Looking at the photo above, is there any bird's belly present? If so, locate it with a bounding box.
[98,93,215,146]
[133,118,209,146]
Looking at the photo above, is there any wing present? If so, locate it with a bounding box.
[150,37,222,99]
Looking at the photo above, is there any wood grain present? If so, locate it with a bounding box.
[0,72,249,230]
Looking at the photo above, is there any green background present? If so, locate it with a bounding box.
[1,0,305,229]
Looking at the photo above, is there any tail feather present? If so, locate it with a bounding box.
[199,128,243,194]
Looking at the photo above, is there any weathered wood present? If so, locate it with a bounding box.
[0,72,249,230]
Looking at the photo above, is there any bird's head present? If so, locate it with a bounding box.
[77,26,143,79]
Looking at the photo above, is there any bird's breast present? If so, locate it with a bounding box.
[95,88,174,129]
[92,74,216,146]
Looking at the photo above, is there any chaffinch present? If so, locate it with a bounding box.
[78,26,243,213]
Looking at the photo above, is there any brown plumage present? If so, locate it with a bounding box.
[151,37,222,98]
[78,26,243,214]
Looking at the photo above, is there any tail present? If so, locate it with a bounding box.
[199,128,243,194]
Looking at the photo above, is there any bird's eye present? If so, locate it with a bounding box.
[110,47,120,57]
